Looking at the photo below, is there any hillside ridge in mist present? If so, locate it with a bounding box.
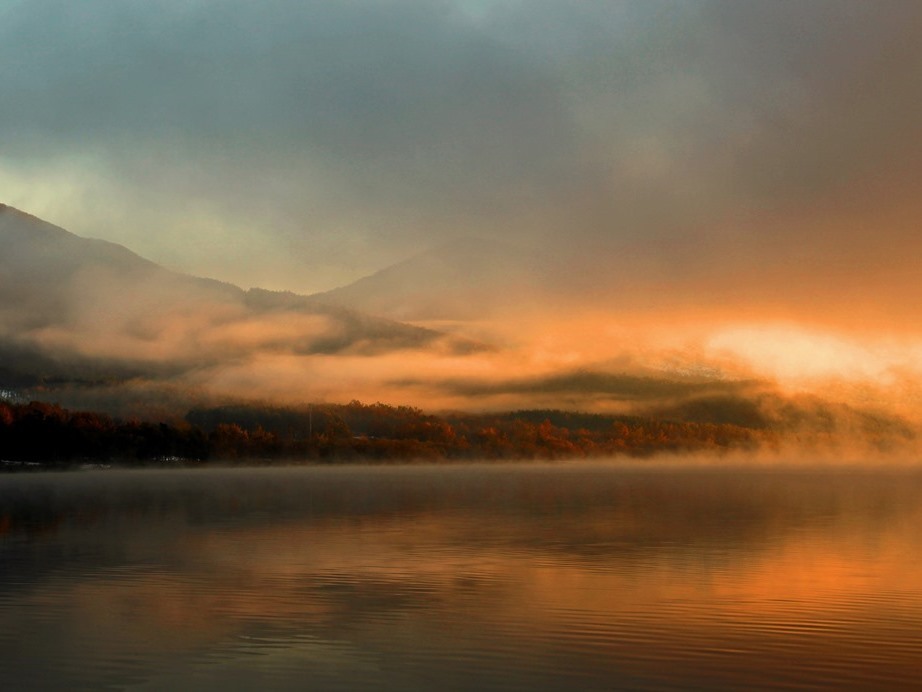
[309,235,557,321]
[1,204,917,456]
[0,203,470,387]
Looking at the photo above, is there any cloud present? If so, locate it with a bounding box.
[431,369,751,401]
[2,1,921,325]
[0,0,589,290]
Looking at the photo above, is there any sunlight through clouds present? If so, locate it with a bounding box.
[706,324,922,384]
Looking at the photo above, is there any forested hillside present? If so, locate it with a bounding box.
[0,399,769,467]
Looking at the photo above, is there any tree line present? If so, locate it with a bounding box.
[0,399,770,467]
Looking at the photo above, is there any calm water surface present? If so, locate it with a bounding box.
[2,463,921,690]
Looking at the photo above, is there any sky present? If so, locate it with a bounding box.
[2,0,920,297]
[3,0,922,423]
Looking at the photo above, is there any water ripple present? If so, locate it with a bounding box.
[1,465,922,689]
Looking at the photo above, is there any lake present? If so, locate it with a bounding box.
[2,462,921,690]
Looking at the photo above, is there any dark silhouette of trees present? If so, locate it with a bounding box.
[0,401,208,466]
[0,398,771,468]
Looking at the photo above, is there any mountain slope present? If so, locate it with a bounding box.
[3,204,915,455]
[0,204,242,331]
[0,204,460,385]
[309,237,556,321]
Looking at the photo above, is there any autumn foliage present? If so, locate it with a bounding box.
[0,398,770,467]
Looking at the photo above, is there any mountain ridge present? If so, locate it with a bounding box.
[0,204,473,390]
[308,235,554,321]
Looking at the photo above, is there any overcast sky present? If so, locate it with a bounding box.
[2,0,921,310]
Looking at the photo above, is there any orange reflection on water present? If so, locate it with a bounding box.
[5,467,922,689]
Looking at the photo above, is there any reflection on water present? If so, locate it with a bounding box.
[2,463,922,690]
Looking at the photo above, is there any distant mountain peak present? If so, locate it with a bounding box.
[308,236,554,321]
[0,205,475,392]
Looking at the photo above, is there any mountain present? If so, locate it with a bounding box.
[0,204,242,331]
[3,204,914,454]
[0,204,466,390]
[309,237,557,321]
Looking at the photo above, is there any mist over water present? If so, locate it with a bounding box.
[3,462,922,690]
